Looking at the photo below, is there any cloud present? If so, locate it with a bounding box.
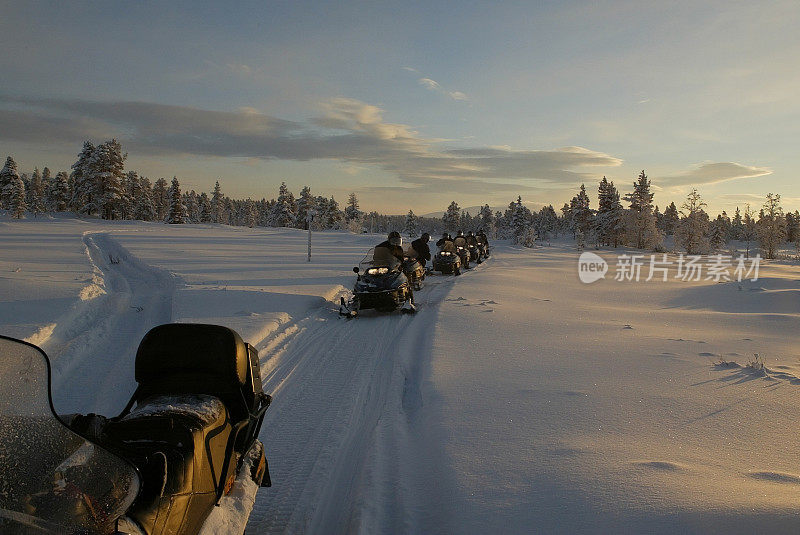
[418,78,442,91]
[657,162,772,187]
[0,96,621,194]
[414,75,469,102]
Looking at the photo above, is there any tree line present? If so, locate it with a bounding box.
[1,141,797,259]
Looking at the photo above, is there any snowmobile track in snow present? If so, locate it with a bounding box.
[49,232,176,415]
[247,257,491,534]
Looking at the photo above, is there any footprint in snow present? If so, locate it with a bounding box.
[623,324,633,329]
[481,309,494,313]
[698,352,716,357]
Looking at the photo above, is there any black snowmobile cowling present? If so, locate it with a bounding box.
[0,324,272,535]
[340,247,416,316]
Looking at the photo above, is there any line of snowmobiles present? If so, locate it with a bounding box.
[0,323,271,535]
[339,235,490,318]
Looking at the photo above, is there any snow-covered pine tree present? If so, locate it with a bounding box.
[443,201,461,233]
[536,205,558,243]
[404,209,418,237]
[270,182,297,227]
[786,211,800,245]
[709,216,728,252]
[344,192,362,222]
[741,205,757,258]
[210,181,225,223]
[0,156,21,210]
[90,139,127,219]
[510,196,531,245]
[662,202,680,236]
[152,178,169,221]
[675,189,710,254]
[40,167,53,211]
[51,171,70,212]
[167,177,186,224]
[330,196,344,229]
[569,185,593,247]
[27,168,45,216]
[9,173,26,218]
[120,171,139,220]
[296,186,315,229]
[69,141,96,214]
[757,193,785,259]
[730,207,743,240]
[596,177,623,247]
[133,176,155,221]
[242,198,256,228]
[460,210,471,231]
[198,192,212,223]
[478,204,495,237]
[623,170,662,250]
[183,191,200,223]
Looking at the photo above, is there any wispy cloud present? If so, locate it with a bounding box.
[411,70,469,102]
[0,96,620,194]
[657,162,772,187]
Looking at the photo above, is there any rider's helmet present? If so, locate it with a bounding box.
[456,230,464,237]
[421,232,430,242]
[388,231,402,246]
[467,231,475,237]
[442,232,450,240]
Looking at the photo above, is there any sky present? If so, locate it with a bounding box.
[0,1,798,215]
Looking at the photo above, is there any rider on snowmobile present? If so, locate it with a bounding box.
[374,231,405,266]
[436,233,456,252]
[411,233,432,267]
[453,230,467,249]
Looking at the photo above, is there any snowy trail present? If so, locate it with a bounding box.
[48,232,175,415]
[248,264,485,534]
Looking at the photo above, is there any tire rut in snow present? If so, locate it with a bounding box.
[248,264,478,534]
[49,232,175,416]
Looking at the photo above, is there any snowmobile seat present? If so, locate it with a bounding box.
[112,325,270,513]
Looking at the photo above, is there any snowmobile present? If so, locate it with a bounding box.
[339,247,416,317]
[0,323,271,535]
[432,248,461,275]
[456,246,471,269]
[467,243,482,264]
[402,245,426,291]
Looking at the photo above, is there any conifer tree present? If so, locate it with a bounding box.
[198,192,212,223]
[28,167,45,216]
[443,201,461,232]
[51,171,71,212]
[152,178,169,221]
[296,186,316,229]
[623,170,662,249]
[92,139,127,220]
[167,177,186,224]
[757,193,786,259]
[0,156,21,210]
[133,176,155,221]
[270,182,297,227]
[675,189,710,254]
[9,174,27,218]
[70,141,96,214]
[709,216,728,252]
[404,209,418,237]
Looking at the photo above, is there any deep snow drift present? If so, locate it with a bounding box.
[1,215,799,534]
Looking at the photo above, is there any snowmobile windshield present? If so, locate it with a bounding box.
[0,337,140,535]
[362,247,400,270]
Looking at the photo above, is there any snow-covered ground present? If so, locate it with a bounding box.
[2,215,799,533]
